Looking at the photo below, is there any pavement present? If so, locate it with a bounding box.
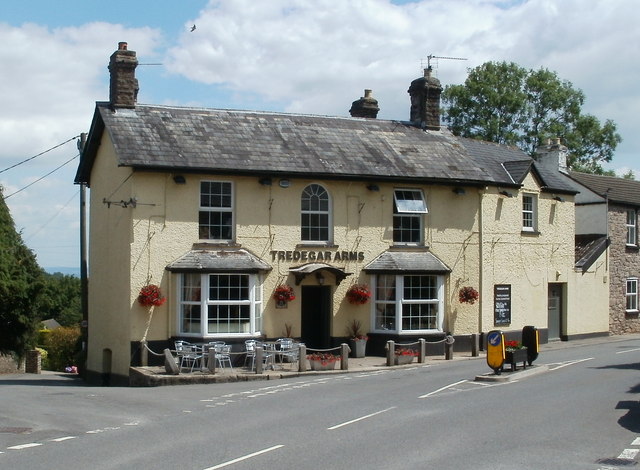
[129,333,639,387]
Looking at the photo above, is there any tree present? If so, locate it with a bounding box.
[442,61,621,174]
[0,186,45,356]
[40,273,81,327]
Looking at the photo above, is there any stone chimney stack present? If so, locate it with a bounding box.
[534,137,569,174]
[109,42,139,109]
[349,89,380,118]
[408,67,442,130]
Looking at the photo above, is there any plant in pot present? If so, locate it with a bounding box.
[394,347,418,365]
[503,340,528,370]
[346,319,368,358]
[346,284,371,304]
[273,284,295,308]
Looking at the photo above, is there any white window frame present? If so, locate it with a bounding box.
[626,278,638,312]
[522,193,537,232]
[372,274,444,333]
[393,189,428,245]
[301,183,332,243]
[199,180,234,241]
[626,210,637,246]
[177,273,263,337]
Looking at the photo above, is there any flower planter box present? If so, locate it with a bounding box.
[504,348,528,371]
[309,359,338,371]
[394,355,415,365]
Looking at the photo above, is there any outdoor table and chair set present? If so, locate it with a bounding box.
[173,338,300,373]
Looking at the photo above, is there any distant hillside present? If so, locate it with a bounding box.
[44,267,81,277]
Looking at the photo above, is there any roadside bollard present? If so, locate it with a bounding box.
[207,347,216,374]
[445,335,454,360]
[298,344,307,372]
[340,343,349,370]
[471,333,480,357]
[386,340,395,366]
[418,338,426,363]
[255,346,264,374]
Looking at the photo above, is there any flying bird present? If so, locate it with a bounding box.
[190,24,196,32]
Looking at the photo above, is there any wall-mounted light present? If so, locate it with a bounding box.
[316,272,325,285]
[173,175,186,184]
[453,187,465,195]
[499,190,514,198]
[279,179,290,188]
[259,177,272,186]
[553,196,565,202]
[366,184,379,192]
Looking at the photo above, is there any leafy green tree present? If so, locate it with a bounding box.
[41,272,81,326]
[442,61,621,174]
[0,186,45,356]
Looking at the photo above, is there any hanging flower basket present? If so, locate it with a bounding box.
[346,284,371,304]
[459,286,479,304]
[137,284,166,307]
[273,285,295,302]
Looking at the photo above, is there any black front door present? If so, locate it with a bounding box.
[301,286,332,348]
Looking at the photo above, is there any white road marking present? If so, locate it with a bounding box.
[7,443,42,450]
[203,444,284,470]
[617,347,640,354]
[327,407,396,430]
[548,357,593,370]
[50,436,77,442]
[618,448,639,459]
[632,437,640,445]
[419,380,468,398]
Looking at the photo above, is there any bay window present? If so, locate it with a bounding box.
[179,273,262,336]
[373,274,443,333]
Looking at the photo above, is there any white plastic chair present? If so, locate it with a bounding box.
[244,340,258,369]
[214,344,234,371]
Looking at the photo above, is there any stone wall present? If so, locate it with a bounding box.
[0,353,23,374]
[608,204,640,334]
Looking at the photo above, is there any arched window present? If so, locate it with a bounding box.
[301,184,330,242]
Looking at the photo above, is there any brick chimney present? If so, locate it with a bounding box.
[109,42,138,109]
[534,137,569,174]
[407,67,442,130]
[349,89,380,118]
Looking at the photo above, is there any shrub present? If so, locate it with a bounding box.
[35,347,49,369]
[42,326,81,371]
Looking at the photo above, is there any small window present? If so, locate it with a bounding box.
[393,189,427,244]
[626,210,637,246]
[199,181,233,241]
[627,278,638,312]
[301,184,331,242]
[522,193,537,232]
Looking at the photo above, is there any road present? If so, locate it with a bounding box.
[1,337,639,469]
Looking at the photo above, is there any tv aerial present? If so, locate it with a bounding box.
[421,54,467,72]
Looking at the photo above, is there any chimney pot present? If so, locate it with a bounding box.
[118,42,128,50]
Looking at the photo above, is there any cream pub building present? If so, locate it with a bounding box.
[75,43,609,385]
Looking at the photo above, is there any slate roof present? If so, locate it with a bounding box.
[575,235,609,272]
[75,102,572,193]
[363,250,451,273]
[569,171,640,207]
[165,248,272,273]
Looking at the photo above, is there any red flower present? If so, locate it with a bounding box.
[138,284,166,307]
[395,347,418,357]
[346,285,371,304]
[274,285,295,302]
[459,286,479,304]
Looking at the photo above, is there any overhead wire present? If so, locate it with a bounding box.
[4,153,79,199]
[0,134,81,175]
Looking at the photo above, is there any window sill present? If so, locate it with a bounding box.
[625,310,639,316]
[625,244,639,251]
[389,244,430,250]
[194,241,240,249]
[296,243,338,248]
[521,230,540,236]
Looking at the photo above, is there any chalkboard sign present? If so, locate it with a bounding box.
[494,284,511,325]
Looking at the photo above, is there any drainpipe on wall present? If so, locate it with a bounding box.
[78,133,89,372]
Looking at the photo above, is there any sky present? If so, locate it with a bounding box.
[1,0,638,269]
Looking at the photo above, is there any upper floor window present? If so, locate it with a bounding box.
[522,193,537,232]
[626,210,637,246]
[373,274,443,333]
[179,272,263,336]
[199,181,233,241]
[301,184,330,242]
[626,278,638,312]
[393,189,428,244]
